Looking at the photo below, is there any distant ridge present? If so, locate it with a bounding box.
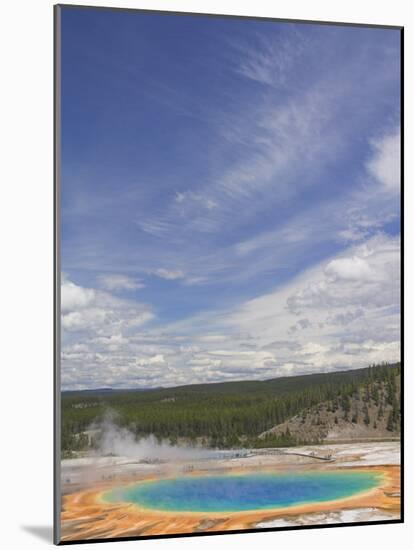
[62,386,164,395]
[61,363,399,395]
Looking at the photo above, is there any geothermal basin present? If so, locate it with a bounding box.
[60,442,401,541]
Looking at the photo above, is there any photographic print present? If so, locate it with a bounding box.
[54,5,402,544]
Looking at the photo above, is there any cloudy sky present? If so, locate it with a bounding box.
[60,8,401,390]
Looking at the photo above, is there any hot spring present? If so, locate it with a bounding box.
[104,471,381,513]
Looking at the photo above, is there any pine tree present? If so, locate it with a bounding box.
[363,404,370,426]
[386,411,394,432]
[372,384,379,406]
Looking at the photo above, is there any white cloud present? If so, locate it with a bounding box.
[65,43,399,301]
[61,277,154,335]
[153,268,185,280]
[298,342,328,356]
[62,308,107,331]
[92,333,130,347]
[175,191,217,210]
[286,235,399,315]
[136,36,380,246]
[367,129,400,191]
[197,334,229,343]
[220,233,400,373]
[97,274,145,291]
[188,357,222,368]
[61,234,398,389]
[135,354,165,367]
[175,192,185,203]
[324,256,374,282]
[61,278,95,312]
[234,28,307,88]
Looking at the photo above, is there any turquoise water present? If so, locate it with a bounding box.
[104,471,380,513]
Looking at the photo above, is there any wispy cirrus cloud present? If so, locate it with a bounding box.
[97,273,145,291]
[367,129,401,191]
[230,25,309,87]
[152,268,185,280]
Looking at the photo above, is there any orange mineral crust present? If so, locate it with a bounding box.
[60,465,400,541]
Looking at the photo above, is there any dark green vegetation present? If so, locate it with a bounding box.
[259,366,401,445]
[61,363,401,454]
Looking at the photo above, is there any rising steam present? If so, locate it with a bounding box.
[91,411,215,461]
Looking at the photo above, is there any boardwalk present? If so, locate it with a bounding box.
[251,449,334,461]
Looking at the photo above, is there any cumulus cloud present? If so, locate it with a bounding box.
[61,277,154,335]
[285,235,399,315]
[324,256,374,282]
[221,233,400,374]
[61,278,95,312]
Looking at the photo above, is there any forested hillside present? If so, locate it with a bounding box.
[259,371,401,446]
[61,362,401,454]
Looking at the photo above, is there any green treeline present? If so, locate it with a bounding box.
[61,362,401,453]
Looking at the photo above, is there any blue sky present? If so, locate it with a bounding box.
[60,7,401,390]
